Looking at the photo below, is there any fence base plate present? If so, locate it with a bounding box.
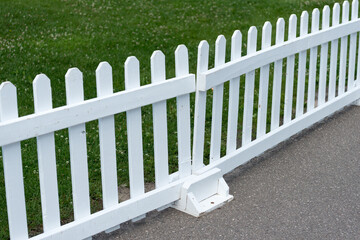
[172,168,233,217]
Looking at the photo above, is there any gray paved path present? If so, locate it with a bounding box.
[95,106,360,240]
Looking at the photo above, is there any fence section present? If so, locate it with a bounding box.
[1,1,360,239]
[194,0,360,175]
[0,46,195,239]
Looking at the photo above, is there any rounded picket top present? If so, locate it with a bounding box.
[289,14,297,39]
[65,67,83,81]
[231,30,242,60]
[276,18,285,29]
[275,18,285,43]
[96,61,112,75]
[175,44,189,60]
[215,35,226,66]
[33,73,51,90]
[311,8,320,32]
[312,8,320,20]
[262,21,272,33]
[215,35,226,47]
[333,3,340,17]
[352,0,358,18]
[125,56,139,69]
[343,1,350,21]
[151,50,166,83]
[301,10,309,20]
[323,5,330,19]
[124,56,140,89]
[65,68,84,104]
[247,26,257,38]
[197,40,210,75]
[33,74,52,112]
[300,11,309,35]
[151,50,165,62]
[175,44,189,76]
[231,30,242,44]
[289,14,297,24]
[0,82,18,121]
[96,61,113,97]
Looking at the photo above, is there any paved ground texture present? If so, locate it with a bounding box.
[95,106,360,240]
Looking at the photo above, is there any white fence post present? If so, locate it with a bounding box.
[242,26,257,146]
[65,68,92,233]
[318,6,330,106]
[270,18,285,131]
[175,45,192,178]
[308,9,319,111]
[284,15,297,123]
[210,35,226,163]
[227,30,242,153]
[339,1,350,95]
[348,0,358,91]
[96,62,120,232]
[33,74,61,232]
[192,41,209,171]
[296,11,309,117]
[151,51,170,188]
[124,56,146,221]
[0,82,28,240]
[329,4,340,101]
[257,22,271,138]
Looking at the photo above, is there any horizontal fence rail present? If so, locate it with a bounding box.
[1,1,360,239]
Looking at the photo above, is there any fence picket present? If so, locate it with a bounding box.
[175,45,192,178]
[124,57,145,202]
[318,6,330,106]
[210,35,226,162]
[242,26,257,146]
[96,62,119,232]
[192,41,209,171]
[308,9,320,111]
[271,19,285,131]
[0,82,28,239]
[329,4,340,101]
[348,0,358,91]
[284,15,297,123]
[296,11,309,117]
[227,30,242,153]
[257,22,271,137]
[339,1,350,95]
[33,74,60,232]
[65,68,91,226]
[151,51,170,188]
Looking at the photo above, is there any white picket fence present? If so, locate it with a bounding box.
[1,1,360,239]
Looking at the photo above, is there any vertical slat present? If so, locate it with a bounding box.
[348,0,358,90]
[256,22,271,137]
[124,57,145,199]
[96,62,119,232]
[192,41,209,171]
[175,45,191,178]
[210,35,226,163]
[284,14,297,123]
[0,82,28,240]
[308,9,320,111]
[270,19,285,131]
[33,74,60,232]
[295,11,309,117]
[318,6,330,106]
[65,68,91,223]
[242,26,257,146]
[328,4,340,101]
[151,51,169,188]
[339,1,350,95]
[227,30,242,153]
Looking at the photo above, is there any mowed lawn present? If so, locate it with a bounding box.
[0,0,343,238]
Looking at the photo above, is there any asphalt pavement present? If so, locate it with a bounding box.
[95,105,360,240]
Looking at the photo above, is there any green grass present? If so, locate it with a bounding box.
[0,0,345,238]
